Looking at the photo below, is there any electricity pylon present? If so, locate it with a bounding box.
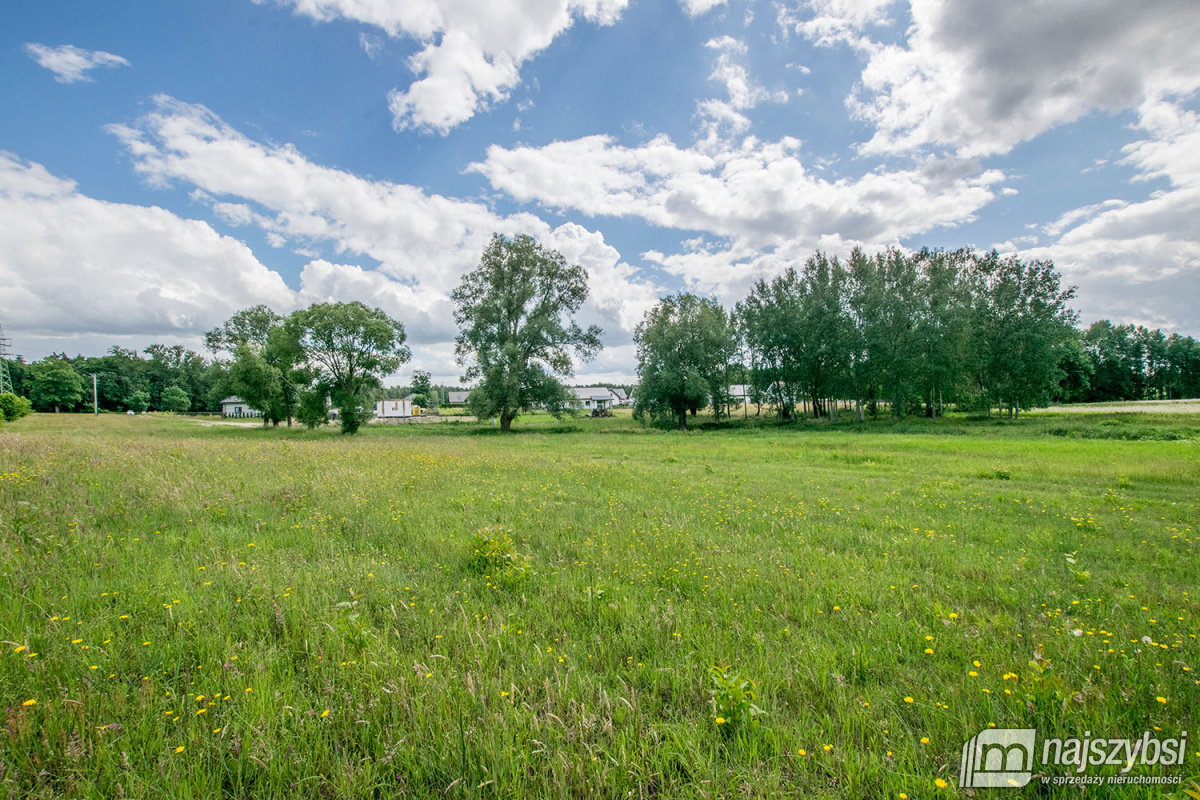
[0,323,14,394]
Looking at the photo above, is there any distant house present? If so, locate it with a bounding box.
[609,387,630,406]
[220,396,261,418]
[447,390,470,405]
[573,387,614,411]
[729,385,750,403]
[376,399,415,419]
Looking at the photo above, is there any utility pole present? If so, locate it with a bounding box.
[0,323,14,395]
[93,373,99,416]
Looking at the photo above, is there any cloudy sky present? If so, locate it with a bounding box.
[3,0,1198,384]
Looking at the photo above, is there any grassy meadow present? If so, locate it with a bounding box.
[1,410,1197,798]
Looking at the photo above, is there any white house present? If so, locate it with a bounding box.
[573,387,614,411]
[447,390,470,405]
[609,387,630,406]
[220,396,261,417]
[729,385,750,403]
[375,399,415,419]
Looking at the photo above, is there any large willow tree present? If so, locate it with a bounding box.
[451,234,602,432]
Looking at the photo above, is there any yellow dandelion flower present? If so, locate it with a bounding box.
[797,749,806,756]
[904,697,914,703]
[823,744,833,751]
[174,746,185,754]
[1156,696,1167,703]
[924,648,934,655]
[13,645,26,653]
[22,699,36,707]
[920,737,930,744]
[715,717,725,724]
[935,778,948,789]
[321,709,330,718]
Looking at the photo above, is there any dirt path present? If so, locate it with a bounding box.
[1034,399,1200,414]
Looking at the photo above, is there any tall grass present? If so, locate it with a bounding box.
[1,411,1196,797]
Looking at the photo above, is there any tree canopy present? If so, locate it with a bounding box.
[634,293,736,430]
[287,301,410,434]
[451,233,602,432]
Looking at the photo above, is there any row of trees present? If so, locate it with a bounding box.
[207,302,409,434]
[634,247,1085,428]
[4,237,1198,433]
[1070,320,1200,402]
[2,305,411,434]
[3,345,218,415]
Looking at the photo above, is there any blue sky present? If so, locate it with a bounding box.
[3,0,1199,383]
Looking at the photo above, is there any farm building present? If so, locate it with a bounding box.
[220,396,261,417]
[447,391,470,405]
[375,399,417,419]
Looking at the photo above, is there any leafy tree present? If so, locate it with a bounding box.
[161,385,191,413]
[204,305,282,355]
[30,359,84,412]
[451,233,602,432]
[411,369,436,410]
[737,270,803,420]
[143,344,208,410]
[1054,334,1094,403]
[296,387,330,430]
[287,301,410,435]
[0,392,33,421]
[209,308,306,424]
[968,252,1077,418]
[634,293,736,430]
[126,390,150,413]
[913,248,972,417]
[229,344,283,427]
[794,252,851,419]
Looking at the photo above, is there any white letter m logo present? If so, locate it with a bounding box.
[959,728,1036,788]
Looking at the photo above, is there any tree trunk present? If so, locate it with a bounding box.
[677,410,688,430]
[501,412,513,432]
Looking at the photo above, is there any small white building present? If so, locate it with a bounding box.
[220,396,261,417]
[573,387,614,411]
[375,399,415,419]
[447,390,470,405]
[609,387,630,406]
[729,385,750,403]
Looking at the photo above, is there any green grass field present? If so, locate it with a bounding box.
[1,410,1197,798]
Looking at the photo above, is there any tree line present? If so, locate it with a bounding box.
[3,238,1199,433]
[632,247,1200,429]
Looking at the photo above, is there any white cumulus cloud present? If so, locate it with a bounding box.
[0,152,294,340]
[783,0,1200,157]
[1010,99,1200,333]
[106,97,659,345]
[23,43,131,83]
[269,0,630,133]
